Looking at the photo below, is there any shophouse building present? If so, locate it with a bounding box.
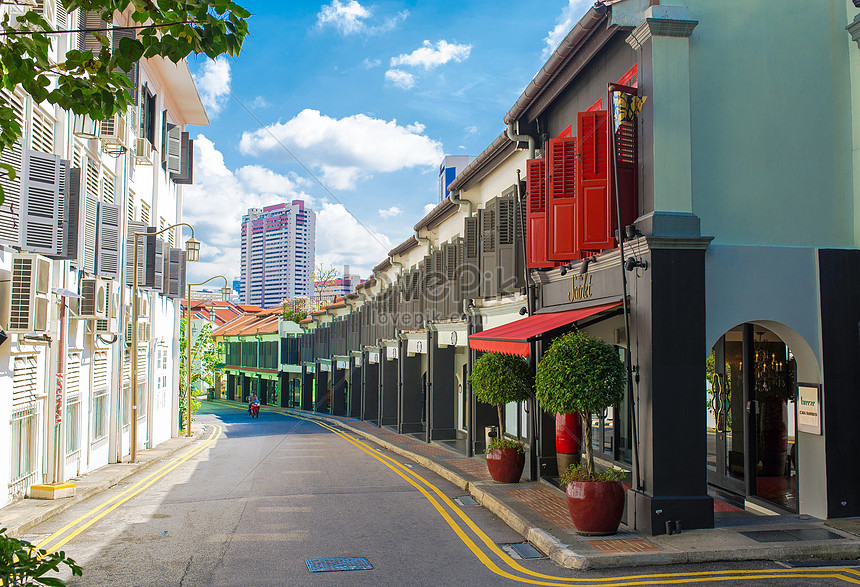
[222,0,860,536]
[239,201,316,307]
[0,4,203,505]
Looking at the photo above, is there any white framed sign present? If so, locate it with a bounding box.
[797,384,821,435]
[368,351,379,364]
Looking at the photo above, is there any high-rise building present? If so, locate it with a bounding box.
[240,200,316,307]
[438,155,476,202]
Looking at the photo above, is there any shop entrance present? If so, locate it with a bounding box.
[707,324,798,512]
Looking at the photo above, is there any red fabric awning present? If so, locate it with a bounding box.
[468,300,623,357]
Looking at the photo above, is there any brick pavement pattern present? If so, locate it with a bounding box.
[505,487,578,531]
[584,538,661,553]
[446,459,494,481]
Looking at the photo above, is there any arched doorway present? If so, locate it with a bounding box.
[707,323,812,513]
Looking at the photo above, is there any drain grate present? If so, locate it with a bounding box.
[502,542,545,560]
[306,557,373,573]
[740,528,846,543]
[453,496,479,507]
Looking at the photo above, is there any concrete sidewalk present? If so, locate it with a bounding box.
[271,405,860,570]
[0,425,205,538]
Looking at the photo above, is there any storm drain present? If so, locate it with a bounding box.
[740,529,845,543]
[501,542,545,560]
[306,557,373,573]
[453,496,479,507]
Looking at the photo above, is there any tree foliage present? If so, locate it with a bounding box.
[0,0,251,203]
[470,352,533,434]
[535,331,625,473]
[310,263,340,309]
[180,317,220,428]
[282,297,310,322]
[0,527,82,586]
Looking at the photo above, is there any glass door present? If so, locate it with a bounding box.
[707,331,745,495]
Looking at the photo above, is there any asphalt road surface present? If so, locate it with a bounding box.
[21,402,856,586]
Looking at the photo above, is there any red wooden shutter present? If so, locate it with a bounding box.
[546,136,579,261]
[609,83,639,239]
[526,158,552,268]
[576,110,613,251]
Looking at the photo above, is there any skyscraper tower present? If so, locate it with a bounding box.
[239,200,316,307]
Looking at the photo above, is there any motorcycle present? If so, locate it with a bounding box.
[249,401,260,418]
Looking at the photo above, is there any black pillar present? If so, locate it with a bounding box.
[315,368,330,413]
[429,333,456,441]
[301,368,314,411]
[279,373,289,408]
[349,359,362,418]
[626,246,714,536]
[362,355,379,422]
[241,374,250,403]
[226,373,235,401]
[399,347,423,434]
[331,366,347,416]
[380,355,398,426]
[258,376,266,405]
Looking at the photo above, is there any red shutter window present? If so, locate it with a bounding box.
[547,136,579,261]
[608,82,640,238]
[526,158,552,268]
[576,110,613,251]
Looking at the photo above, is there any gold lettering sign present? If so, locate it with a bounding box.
[568,274,593,302]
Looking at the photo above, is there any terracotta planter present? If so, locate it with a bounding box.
[555,413,582,474]
[486,447,525,483]
[565,480,625,535]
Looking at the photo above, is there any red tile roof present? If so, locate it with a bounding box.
[212,306,282,338]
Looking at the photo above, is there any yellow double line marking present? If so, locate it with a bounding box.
[34,425,222,555]
[272,407,860,586]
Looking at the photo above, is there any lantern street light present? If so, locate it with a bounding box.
[130,223,198,463]
[184,275,229,437]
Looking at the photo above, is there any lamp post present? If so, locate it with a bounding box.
[184,275,230,437]
[131,223,199,463]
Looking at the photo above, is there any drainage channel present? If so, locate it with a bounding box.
[501,542,545,560]
[306,557,373,573]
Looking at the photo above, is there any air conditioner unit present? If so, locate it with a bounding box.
[133,137,153,165]
[94,316,117,335]
[78,277,109,319]
[99,112,127,147]
[8,253,52,333]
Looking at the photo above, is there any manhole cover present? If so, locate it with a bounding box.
[306,557,373,573]
[453,496,478,506]
[501,542,545,559]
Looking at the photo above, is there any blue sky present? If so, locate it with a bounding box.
[183,0,592,287]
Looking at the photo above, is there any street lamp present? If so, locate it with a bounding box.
[131,223,198,463]
[184,275,229,437]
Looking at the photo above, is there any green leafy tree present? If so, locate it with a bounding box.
[469,352,533,437]
[310,264,340,309]
[0,0,251,204]
[180,318,221,429]
[281,297,310,322]
[0,527,82,586]
[535,331,626,474]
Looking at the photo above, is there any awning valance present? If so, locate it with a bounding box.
[468,300,623,356]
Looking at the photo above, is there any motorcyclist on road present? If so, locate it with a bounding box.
[248,392,259,417]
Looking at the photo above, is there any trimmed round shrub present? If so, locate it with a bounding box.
[470,352,533,434]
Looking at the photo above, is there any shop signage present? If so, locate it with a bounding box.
[368,351,380,364]
[406,337,426,355]
[354,355,363,367]
[336,360,348,370]
[386,346,399,360]
[797,384,821,435]
[319,362,331,372]
[568,274,593,302]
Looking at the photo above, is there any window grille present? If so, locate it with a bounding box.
[141,200,150,224]
[92,350,109,440]
[11,354,40,492]
[137,347,147,418]
[65,351,81,456]
[31,108,56,155]
[102,170,115,204]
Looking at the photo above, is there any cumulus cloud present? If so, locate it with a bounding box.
[465,125,478,135]
[543,0,593,58]
[249,96,270,109]
[385,69,415,89]
[423,203,436,215]
[316,202,392,276]
[379,206,402,218]
[181,135,313,283]
[238,109,443,190]
[316,0,407,36]
[390,40,472,70]
[193,57,231,116]
[362,57,382,69]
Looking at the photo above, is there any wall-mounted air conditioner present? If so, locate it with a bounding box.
[133,137,153,165]
[8,253,51,332]
[99,112,126,147]
[78,277,109,319]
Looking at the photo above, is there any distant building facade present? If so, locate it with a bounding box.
[314,265,363,303]
[438,155,475,203]
[240,201,316,307]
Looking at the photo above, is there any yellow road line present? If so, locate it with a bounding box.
[36,425,222,554]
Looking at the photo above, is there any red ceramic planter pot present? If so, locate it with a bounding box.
[565,480,625,535]
[555,413,583,474]
[486,447,525,483]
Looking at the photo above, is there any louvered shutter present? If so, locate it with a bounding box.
[171,133,193,184]
[111,26,139,99]
[57,166,81,261]
[166,126,182,174]
[79,10,107,54]
[496,193,520,293]
[19,150,61,254]
[547,136,579,261]
[81,194,98,273]
[126,220,148,286]
[480,204,497,298]
[462,216,480,299]
[0,91,24,245]
[97,202,121,279]
[526,158,552,268]
[576,110,613,250]
[609,83,640,240]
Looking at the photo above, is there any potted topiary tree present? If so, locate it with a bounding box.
[536,330,627,534]
[470,352,533,483]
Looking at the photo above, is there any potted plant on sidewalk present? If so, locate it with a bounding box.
[536,331,627,534]
[470,352,533,483]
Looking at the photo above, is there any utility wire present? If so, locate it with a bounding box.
[0,22,193,36]
[229,92,391,255]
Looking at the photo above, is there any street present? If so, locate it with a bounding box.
[20,402,856,586]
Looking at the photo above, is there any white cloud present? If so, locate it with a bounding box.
[362,58,382,69]
[543,0,593,58]
[193,57,231,116]
[379,206,402,218]
[385,69,415,90]
[249,96,270,109]
[316,0,407,36]
[465,125,478,135]
[238,109,443,190]
[182,135,314,283]
[316,202,392,276]
[390,40,472,70]
[423,203,436,215]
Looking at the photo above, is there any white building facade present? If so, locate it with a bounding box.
[0,3,205,505]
